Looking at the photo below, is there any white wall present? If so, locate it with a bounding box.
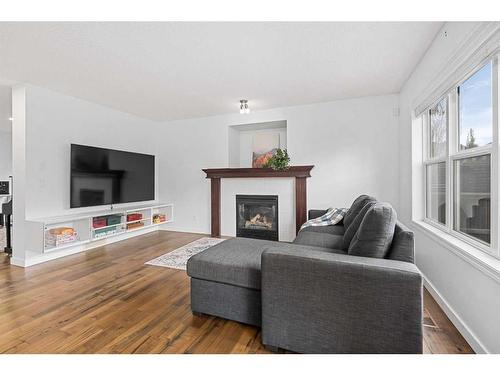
[399,22,500,353]
[0,85,12,180]
[158,94,400,236]
[24,85,160,219]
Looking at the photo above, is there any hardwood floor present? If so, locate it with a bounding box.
[0,230,473,354]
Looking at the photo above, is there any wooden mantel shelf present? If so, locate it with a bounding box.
[203,166,314,237]
[202,165,314,179]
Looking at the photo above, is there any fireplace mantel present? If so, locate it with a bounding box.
[202,166,314,237]
[202,166,314,179]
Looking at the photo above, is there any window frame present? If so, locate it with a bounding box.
[423,95,450,230]
[422,55,499,258]
[424,161,447,226]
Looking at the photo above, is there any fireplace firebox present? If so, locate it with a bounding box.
[236,195,278,241]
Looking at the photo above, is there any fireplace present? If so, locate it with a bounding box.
[236,195,278,241]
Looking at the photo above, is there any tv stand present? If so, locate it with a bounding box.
[20,203,173,267]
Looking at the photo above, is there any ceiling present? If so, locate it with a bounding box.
[0,22,443,122]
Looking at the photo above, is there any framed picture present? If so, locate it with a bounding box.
[252,133,280,168]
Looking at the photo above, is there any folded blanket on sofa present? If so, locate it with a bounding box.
[300,207,347,230]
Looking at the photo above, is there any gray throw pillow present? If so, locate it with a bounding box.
[342,201,377,249]
[386,225,415,263]
[348,203,397,259]
[343,194,377,229]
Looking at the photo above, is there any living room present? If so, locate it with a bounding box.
[1,1,499,372]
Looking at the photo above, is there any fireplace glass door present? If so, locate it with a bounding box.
[236,195,278,241]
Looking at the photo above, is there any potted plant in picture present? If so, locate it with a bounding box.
[264,148,290,171]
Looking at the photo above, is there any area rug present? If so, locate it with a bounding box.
[145,237,226,270]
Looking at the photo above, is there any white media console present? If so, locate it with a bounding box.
[21,203,173,267]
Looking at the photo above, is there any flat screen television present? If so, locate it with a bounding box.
[70,144,155,208]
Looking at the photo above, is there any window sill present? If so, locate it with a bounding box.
[411,220,500,284]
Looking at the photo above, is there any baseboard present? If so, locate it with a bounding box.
[159,227,210,236]
[423,275,488,353]
[10,257,26,267]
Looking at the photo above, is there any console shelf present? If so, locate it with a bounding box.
[91,223,123,231]
[125,218,151,224]
[26,203,174,254]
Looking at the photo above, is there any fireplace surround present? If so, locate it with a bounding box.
[236,195,278,241]
[202,166,314,237]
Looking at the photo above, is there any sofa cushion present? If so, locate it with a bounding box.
[263,242,347,256]
[187,237,341,290]
[298,224,345,236]
[342,201,377,249]
[294,231,344,249]
[386,223,415,263]
[343,195,377,229]
[348,203,397,259]
[187,237,269,290]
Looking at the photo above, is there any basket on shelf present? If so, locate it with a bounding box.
[127,213,143,222]
[45,227,78,247]
[153,214,167,224]
[127,222,145,230]
[94,227,119,238]
[106,215,122,225]
[92,217,107,229]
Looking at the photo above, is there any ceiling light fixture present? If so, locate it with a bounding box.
[239,99,250,114]
[8,117,13,121]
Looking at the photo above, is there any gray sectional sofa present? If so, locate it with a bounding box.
[186,195,423,353]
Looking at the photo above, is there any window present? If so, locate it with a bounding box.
[425,98,448,226]
[454,155,491,244]
[426,162,446,224]
[423,58,497,256]
[458,62,493,150]
[429,98,448,159]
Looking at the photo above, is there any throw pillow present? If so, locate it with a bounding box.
[348,202,397,259]
[342,201,377,249]
[343,194,377,229]
[386,225,415,263]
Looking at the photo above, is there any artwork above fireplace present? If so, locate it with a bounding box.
[236,195,278,241]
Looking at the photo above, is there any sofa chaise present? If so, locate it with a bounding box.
[186,195,423,353]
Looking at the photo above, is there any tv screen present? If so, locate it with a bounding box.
[70,144,155,208]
